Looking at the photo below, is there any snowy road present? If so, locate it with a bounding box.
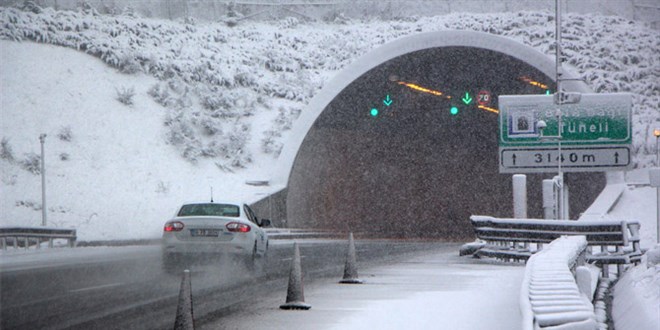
[0,240,455,329]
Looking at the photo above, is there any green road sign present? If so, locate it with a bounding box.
[498,93,632,173]
[499,93,632,147]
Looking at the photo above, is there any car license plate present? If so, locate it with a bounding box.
[190,229,220,237]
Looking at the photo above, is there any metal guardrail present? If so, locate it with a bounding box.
[263,228,343,240]
[0,227,77,250]
[469,215,643,277]
[520,236,597,330]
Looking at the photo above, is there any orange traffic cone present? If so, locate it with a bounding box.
[280,243,311,310]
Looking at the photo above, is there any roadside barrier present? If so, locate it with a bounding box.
[264,228,343,240]
[280,242,311,310]
[174,269,195,330]
[339,232,363,284]
[469,215,642,277]
[520,236,598,330]
[0,227,76,250]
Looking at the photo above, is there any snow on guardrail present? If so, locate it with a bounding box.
[0,227,77,250]
[520,235,598,330]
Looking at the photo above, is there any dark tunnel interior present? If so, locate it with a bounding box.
[286,47,606,240]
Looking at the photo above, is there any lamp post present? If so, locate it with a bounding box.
[652,128,660,244]
[544,0,566,220]
[39,134,47,227]
[654,128,660,166]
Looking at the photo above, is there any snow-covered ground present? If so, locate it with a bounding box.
[0,40,275,240]
[613,247,660,330]
[1,6,658,242]
[1,5,658,330]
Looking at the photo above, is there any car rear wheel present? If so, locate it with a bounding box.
[251,241,258,262]
[246,241,263,272]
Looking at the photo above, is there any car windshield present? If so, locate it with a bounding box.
[177,203,240,217]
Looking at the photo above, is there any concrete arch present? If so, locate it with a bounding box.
[272,30,590,187]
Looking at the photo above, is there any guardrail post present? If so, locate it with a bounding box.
[36,237,41,249]
[543,179,557,219]
[513,174,528,219]
[13,237,18,249]
[513,174,529,250]
[562,183,570,220]
[576,266,591,297]
[1,237,6,250]
[616,246,624,275]
[24,236,29,250]
[49,238,54,248]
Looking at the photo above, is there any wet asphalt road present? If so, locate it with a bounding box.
[1,240,457,329]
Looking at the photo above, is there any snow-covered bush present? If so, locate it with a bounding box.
[19,152,41,175]
[322,10,350,24]
[15,200,42,211]
[115,86,135,106]
[262,129,282,155]
[279,17,300,29]
[1,137,15,162]
[148,83,174,107]
[199,91,231,112]
[117,52,142,74]
[17,1,42,14]
[57,126,73,142]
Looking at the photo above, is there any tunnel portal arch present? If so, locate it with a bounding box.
[273,31,604,239]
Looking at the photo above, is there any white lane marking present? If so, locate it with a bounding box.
[69,282,123,293]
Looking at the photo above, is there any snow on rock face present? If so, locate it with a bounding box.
[612,245,660,330]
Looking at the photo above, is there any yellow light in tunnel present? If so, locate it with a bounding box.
[477,105,499,114]
[519,76,549,90]
[397,81,452,99]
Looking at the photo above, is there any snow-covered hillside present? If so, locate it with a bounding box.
[0,40,275,240]
[0,5,658,240]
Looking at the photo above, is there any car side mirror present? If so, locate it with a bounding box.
[260,219,271,227]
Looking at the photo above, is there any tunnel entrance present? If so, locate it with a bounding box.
[287,46,605,240]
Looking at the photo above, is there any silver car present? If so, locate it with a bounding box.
[162,201,270,272]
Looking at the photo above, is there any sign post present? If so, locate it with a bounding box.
[498,93,632,173]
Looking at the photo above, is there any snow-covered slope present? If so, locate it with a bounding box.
[612,245,660,330]
[0,6,658,240]
[0,40,273,240]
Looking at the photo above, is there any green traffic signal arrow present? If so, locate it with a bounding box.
[383,95,393,106]
[462,92,473,105]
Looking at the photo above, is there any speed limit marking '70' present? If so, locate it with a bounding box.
[477,90,491,106]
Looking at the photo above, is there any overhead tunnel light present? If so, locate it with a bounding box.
[397,81,451,99]
[519,76,549,90]
[477,105,499,114]
[394,80,499,115]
